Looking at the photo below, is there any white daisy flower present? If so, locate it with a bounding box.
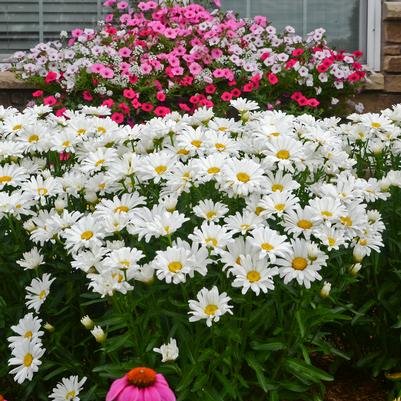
[49,375,87,401]
[8,339,45,383]
[25,273,55,313]
[188,286,233,327]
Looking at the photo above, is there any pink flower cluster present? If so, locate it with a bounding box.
[7,0,366,122]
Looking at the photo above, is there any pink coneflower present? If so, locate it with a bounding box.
[106,367,176,401]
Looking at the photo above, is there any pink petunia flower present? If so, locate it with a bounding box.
[106,367,176,401]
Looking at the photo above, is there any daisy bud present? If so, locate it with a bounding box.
[91,325,106,343]
[153,338,179,362]
[350,263,362,276]
[134,264,155,285]
[44,322,55,332]
[85,191,98,203]
[80,315,94,330]
[23,220,36,232]
[55,197,66,212]
[320,281,331,298]
[353,247,365,263]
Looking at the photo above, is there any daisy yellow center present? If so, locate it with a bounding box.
[218,127,228,132]
[235,256,241,265]
[77,128,87,136]
[127,367,157,388]
[182,171,190,180]
[274,203,285,211]
[37,187,48,196]
[359,239,367,246]
[261,242,274,251]
[95,159,105,167]
[272,183,284,192]
[62,140,71,147]
[297,219,313,229]
[328,237,336,247]
[28,134,39,143]
[99,183,106,190]
[276,149,290,159]
[114,205,129,213]
[98,127,106,134]
[215,143,226,151]
[23,353,33,367]
[81,230,94,240]
[206,211,216,219]
[321,211,333,217]
[271,132,280,137]
[207,167,220,174]
[177,149,189,155]
[292,257,308,271]
[155,165,167,175]
[191,140,202,148]
[236,172,250,183]
[120,260,130,267]
[204,304,218,315]
[340,216,353,227]
[168,261,183,272]
[13,124,22,131]
[24,330,33,339]
[255,206,265,216]
[358,132,365,139]
[241,224,250,231]
[205,237,217,247]
[39,290,47,299]
[247,270,261,283]
[65,391,76,400]
[0,175,12,183]
[371,122,381,128]
[164,226,170,234]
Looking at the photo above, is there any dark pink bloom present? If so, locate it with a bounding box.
[154,106,171,117]
[55,107,66,117]
[267,73,278,85]
[111,112,124,123]
[123,88,136,99]
[292,48,304,57]
[45,71,58,83]
[221,92,232,101]
[83,91,93,101]
[43,96,57,106]
[106,367,176,401]
[156,91,166,102]
[102,99,114,108]
[32,90,43,97]
[307,98,320,108]
[59,151,70,161]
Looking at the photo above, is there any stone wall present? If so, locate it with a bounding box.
[383,1,401,92]
[0,72,33,110]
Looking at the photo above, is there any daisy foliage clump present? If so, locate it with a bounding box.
[0,100,400,400]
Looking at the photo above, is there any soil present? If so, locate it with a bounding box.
[325,369,388,401]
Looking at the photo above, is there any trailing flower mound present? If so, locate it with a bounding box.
[0,99,400,401]
[3,0,365,122]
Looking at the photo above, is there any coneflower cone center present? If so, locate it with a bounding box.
[127,367,157,388]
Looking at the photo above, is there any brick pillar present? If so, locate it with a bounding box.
[383,2,401,92]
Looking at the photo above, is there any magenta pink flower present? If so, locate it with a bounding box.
[106,367,176,401]
[213,0,221,7]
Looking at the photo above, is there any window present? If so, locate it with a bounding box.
[0,0,103,60]
[0,0,382,70]
[221,0,382,70]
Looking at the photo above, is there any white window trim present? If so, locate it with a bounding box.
[366,0,382,71]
